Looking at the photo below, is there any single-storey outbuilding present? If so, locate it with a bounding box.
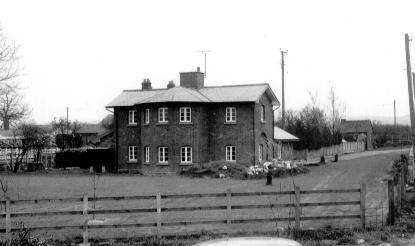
[273,126,299,160]
[339,119,373,150]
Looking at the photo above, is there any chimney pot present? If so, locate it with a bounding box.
[197,67,200,72]
[141,78,152,90]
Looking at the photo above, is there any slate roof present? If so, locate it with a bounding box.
[273,126,299,142]
[339,120,373,133]
[106,83,279,108]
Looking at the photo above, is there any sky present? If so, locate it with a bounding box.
[1,0,415,124]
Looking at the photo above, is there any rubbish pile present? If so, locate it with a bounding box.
[180,159,308,179]
[246,159,309,178]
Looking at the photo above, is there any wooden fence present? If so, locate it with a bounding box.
[293,142,365,162]
[0,185,366,244]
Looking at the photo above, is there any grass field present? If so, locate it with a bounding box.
[0,148,408,242]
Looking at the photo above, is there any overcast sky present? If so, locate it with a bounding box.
[1,0,415,124]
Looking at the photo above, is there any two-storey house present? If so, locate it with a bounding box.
[106,68,279,174]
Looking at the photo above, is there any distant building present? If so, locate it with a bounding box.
[78,124,113,147]
[106,68,280,174]
[339,119,373,150]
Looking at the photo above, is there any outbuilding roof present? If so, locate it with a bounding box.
[339,120,373,134]
[106,83,279,107]
[273,126,299,142]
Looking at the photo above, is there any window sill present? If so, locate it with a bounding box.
[127,160,138,163]
[260,121,266,124]
[179,122,193,125]
[180,162,193,166]
[127,124,138,127]
[226,160,236,162]
[156,162,169,166]
[143,162,151,165]
[144,123,150,126]
[156,122,169,125]
[224,122,236,125]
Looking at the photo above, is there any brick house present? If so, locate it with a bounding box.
[106,68,279,174]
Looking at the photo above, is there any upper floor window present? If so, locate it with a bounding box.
[144,146,150,163]
[260,105,265,122]
[181,146,192,163]
[226,146,236,161]
[259,144,263,162]
[158,108,168,123]
[145,109,150,124]
[226,107,236,123]
[129,110,137,125]
[180,107,191,123]
[158,147,168,163]
[128,146,138,162]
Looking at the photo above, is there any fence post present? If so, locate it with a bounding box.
[294,186,301,230]
[401,170,406,205]
[388,180,395,225]
[360,183,366,229]
[5,197,11,246]
[156,193,161,238]
[397,175,402,214]
[81,195,89,246]
[226,189,232,227]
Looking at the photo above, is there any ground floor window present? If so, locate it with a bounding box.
[181,147,192,163]
[226,146,236,161]
[259,144,263,162]
[158,147,168,163]
[144,146,150,163]
[128,146,138,162]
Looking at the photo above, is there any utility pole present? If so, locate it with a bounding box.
[281,50,287,129]
[66,107,69,134]
[405,33,415,143]
[394,100,396,129]
[198,50,211,78]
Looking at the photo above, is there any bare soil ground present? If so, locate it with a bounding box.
[0,148,408,241]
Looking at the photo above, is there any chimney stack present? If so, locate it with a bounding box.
[180,67,204,89]
[141,78,152,90]
[167,80,175,89]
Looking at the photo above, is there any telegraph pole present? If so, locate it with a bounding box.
[394,100,397,128]
[281,50,287,129]
[66,107,69,134]
[405,33,415,143]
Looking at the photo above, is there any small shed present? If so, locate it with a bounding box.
[273,126,299,160]
[339,119,373,150]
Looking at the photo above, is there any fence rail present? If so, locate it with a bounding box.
[0,185,366,244]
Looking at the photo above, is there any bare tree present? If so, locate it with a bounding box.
[327,86,346,133]
[0,26,19,83]
[0,82,29,130]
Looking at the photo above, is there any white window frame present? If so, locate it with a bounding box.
[259,144,263,162]
[145,109,150,124]
[158,108,168,123]
[158,147,168,163]
[181,146,192,163]
[129,110,137,125]
[260,105,265,122]
[226,107,236,123]
[226,146,236,162]
[180,107,191,123]
[128,146,138,162]
[144,146,150,163]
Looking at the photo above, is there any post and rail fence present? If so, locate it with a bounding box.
[0,185,367,245]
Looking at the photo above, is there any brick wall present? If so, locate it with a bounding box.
[115,107,141,171]
[207,102,255,166]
